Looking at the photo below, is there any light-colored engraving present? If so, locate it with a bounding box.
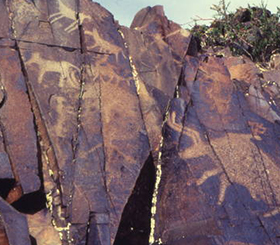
[48,95,76,137]
[25,53,80,88]
[167,111,209,159]
[84,29,122,54]
[165,28,191,38]
[248,121,266,140]
[169,110,280,215]
[196,169,229,205]
[204,80,231,117]
[49,0,91,33]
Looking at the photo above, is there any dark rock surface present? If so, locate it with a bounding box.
[0,1,280,245]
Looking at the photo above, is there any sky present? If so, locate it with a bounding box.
[96,0,279,28]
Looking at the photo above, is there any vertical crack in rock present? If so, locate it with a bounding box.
[118,29,164,244]
[149,100,171,245]
[176,102,190,151]
[256,215,275,245]
[14,42,67,242]
[148,56,189,245]
[198,122,257,242]
[236,92,280,219]
[200,124,234,187]
[89,63,117,218]
[117,29,150,142]
[63,3,86,243]
[175,66,192,149]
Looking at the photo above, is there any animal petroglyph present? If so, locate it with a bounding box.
[49,1,91,33]
[167,111,209,159]
[25,53,80,89]
[168,110,280,215]
[84,29,122,54]
[204,80,231,115]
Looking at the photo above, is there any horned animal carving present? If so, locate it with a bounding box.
[49,0,91,33]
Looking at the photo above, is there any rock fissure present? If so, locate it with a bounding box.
[237,91,280,213]
[149,99,171,245]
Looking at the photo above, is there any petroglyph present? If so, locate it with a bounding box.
[167,111,210,159]
[204,80,231,115]
[25,53,80,88]
[49,0,91,33]
[48,95,76,138]
[84,30,122,54]
[248,121,266,140]
[168,110,280,215]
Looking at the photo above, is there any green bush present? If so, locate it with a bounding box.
[190,0,280,62]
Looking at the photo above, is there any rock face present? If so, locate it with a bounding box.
[0,1,280,245]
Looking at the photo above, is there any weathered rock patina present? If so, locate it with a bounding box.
[0,1,280,245]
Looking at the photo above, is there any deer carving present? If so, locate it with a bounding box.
[49,0,91,33]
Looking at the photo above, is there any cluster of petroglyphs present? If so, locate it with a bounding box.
[168,110,280,216]
[248,121,266,140]
[25,53,80,89]
[49,0,91,33]
[191,136,280,217]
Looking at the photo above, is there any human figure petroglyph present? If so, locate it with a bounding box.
[25,53,80,88]
[168,109,280,215]
[49,0,91,33]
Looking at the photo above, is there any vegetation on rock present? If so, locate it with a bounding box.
[190,0,280,62]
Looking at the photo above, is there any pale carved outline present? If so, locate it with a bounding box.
[25,52,80,89]
[167,109,279,216]
[49,0,91,34]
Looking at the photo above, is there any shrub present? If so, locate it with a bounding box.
[190,0,280,62]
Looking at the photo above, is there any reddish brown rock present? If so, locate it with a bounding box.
[130,5,196,60]
[152,55,280,245]
[0,1,280,245]
[119,26,178,158]
[0,197,31,245]
[0,47,40,195]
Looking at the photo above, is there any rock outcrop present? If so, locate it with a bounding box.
[0,1,280,245]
